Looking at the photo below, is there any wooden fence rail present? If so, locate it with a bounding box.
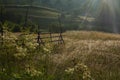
[37,31,64,45]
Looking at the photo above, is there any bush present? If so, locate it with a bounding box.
[0,29,92,80]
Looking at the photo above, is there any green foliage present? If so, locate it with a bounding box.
[64,62,92,80]
[2,21,22,32]
[0,30,41,79]
[0,29,92,80]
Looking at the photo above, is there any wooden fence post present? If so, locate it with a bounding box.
[24,6,29,28]
[37,25,40,46]
[49,27,52,42]
[24,0,33,29]
[37,25,44,46]
[58,13,64,44]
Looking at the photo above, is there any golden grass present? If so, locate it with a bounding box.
[65,31,120,40]
[2,31,120,79]
[14,31,120,79]
[53,31,120,80]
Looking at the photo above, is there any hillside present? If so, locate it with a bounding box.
[1,0,120,33]
[2,5,60,23]
[0,5,63,32]
[1,5,93,32]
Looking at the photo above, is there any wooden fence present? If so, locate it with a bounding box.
[37,26,64,45]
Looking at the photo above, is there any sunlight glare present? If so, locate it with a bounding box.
[99,0,119,33]
[84,0,120,33]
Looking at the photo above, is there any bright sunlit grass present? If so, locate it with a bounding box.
[63,31,120,80]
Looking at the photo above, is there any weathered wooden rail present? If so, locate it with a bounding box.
[37,28,64,45]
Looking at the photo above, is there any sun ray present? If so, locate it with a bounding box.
[86,0,120,33]
[80,0,99,25]
[100,0,119,33]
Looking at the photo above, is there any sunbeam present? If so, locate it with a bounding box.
[85,0,120,33]
[100,0,119,33]
[80,0,99,26]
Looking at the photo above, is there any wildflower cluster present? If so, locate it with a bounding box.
[26,66,42,77]
[65,62,92,80]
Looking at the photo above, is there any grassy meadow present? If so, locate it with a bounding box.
[63,31,120,80]
[0,30,120,80]
[1,0,120,80]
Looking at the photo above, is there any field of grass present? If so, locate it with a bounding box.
[0,30,120,80]
[61,31,120,80]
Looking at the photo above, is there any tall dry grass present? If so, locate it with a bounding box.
[52,31,120,80]
[1,30,120,80]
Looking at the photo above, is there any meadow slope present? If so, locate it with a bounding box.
[55,31,120,80]
[0,31,120,80]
